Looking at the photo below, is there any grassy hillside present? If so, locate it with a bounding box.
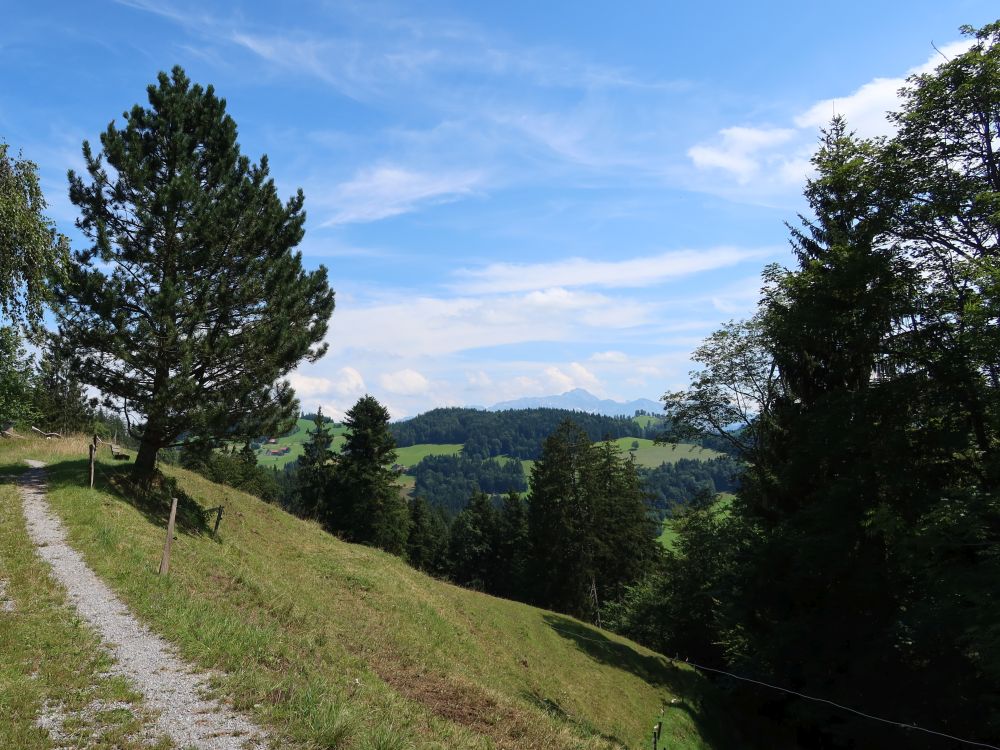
[1,436,733,750]
[254,418,348,469]
[610,438,721,468]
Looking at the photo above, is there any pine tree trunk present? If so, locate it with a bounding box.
[134,438,159,479]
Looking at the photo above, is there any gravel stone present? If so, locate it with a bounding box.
[18,462,269,749]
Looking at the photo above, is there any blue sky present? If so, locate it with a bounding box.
[3,1,997,419]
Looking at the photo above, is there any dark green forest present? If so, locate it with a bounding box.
[389,406,661,457]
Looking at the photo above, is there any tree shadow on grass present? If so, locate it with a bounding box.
[41,458,210,536]
[541,613,739,749]
[521,689,631,749]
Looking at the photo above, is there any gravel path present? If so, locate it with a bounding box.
[18,461,269,750]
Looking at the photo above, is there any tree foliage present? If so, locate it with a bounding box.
[651,25,1000,746]
[51,66,334,476]
[0,327,36,427]
[390,407,660,458]
[0,142,68,327]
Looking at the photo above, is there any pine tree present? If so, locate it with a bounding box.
[52,67,334,478]
[331,395,409,554]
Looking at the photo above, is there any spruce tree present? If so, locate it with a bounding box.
[406,495,449,572]
[0,327,36,427]
[52,67,334,477]
[495,491,529,599]
[527,420,654,620]
[331,395,409,554]
[447,490,500,590]
[295,408,334,519]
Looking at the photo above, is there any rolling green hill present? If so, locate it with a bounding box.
[1,436,734,749]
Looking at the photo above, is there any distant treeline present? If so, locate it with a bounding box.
[390,407,662,459]
[408,450,741,519]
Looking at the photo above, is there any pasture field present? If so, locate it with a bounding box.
[609,438,721,468]
[254,418,347,468]
[394,443,463,467]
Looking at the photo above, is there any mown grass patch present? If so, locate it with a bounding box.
[0,445,169,750]
[394,443,463,467]
[609,438,721,469]
[1,436,733,750]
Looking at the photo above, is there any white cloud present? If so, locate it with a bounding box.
[321,165,484,225]
[379,368,431,395]
[330,366,367,398]
[688,126,796,183]
[795,40,972,138]
[466,370,493,387]
[327,287,632,360]
[452,246,775,294]
[287,373,333,398]
[686,38,974,200]
[591,350,628,363]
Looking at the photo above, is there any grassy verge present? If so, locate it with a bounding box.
[0,451,169,749]
[1,436,734,750]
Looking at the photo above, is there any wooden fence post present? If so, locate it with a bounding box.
[158,497,179,575]
[213,506,224,536]
[88,443,95,489]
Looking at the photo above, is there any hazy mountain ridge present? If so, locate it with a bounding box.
[488,388,662,417]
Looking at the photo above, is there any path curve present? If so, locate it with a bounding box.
[18,461,269,750]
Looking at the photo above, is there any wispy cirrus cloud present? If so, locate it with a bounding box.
[451,246,778,294]
[320,165,485,225]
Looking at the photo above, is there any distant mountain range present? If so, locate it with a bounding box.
[488,388,662,417]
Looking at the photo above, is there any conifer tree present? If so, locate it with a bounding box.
[32,341,95,434]
[406,495,449,572]
[0,327,36,427]
[295,408,334,519]
[447,490,500,590]
[495,491,529,599]
[52,67,334,477]
[331,395,409,554]
[527,420,655,619]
